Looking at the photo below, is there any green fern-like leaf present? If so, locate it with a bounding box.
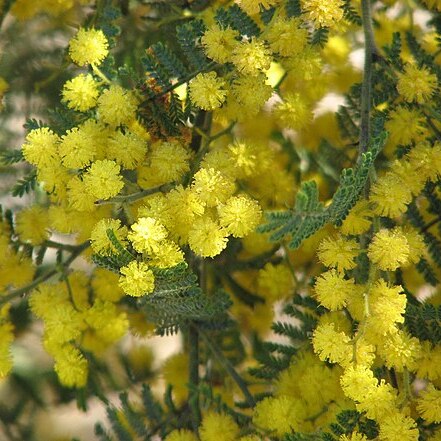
[383,32,403,70]
[310,27,329,47]
[0,149,24,165]
[23,118,46,132]
[176,19,208,71]
[12,170,37,197]
[106,229,135,262]
[406,302,441,343]
[151,42,189,80]
[215,4,261,37]
[286,0,302,17]
[342,0,362,25]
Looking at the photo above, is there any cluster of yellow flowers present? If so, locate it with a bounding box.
[3,0,441,439]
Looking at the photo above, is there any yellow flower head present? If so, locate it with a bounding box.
[22,127,60,169]
[231,38,272,76]
[235,0,279,15]
[378,413,419,441]
[189,72,228,111]
[97,85,138,127]
[385,107,428,147]
[90,218,128,256]
[201,25,239,63]
[314,269,356,311]
[263,17,308,57]
[199,412,239,441]
[59,126,97,169]
[397,64,437,104]
[53,344,88,388]
[107,130,146,170]
[69,28,109,67]
[218,195,262,238]
[83,160,124,200]
[257,262,294,301]
[192,168,236,207]
[274,93,312,130]
[367,228,410,271]
[127,217,168,254]
[15,206,50,245]
[301,0,344,28]
[312,322,351,366]
[62,74,99,112]
[118,261,155,297]
[417,384,441,423]
[340,200,373,235]
[188,216,228,258]
[317,235,359,273]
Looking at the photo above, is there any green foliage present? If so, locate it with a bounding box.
[249,294,321,379]
[342,0,362,25]
[259,130,385,248]
[0,149,24,165]
[215,4,261,37]
[285,0,302,17]
[11,170,37,197]
[406,302,441,344]
[176,19,209,71]
[310,27,329,47]
[140,263,231,335]
[23,118,46,132]
[382,32,403,71]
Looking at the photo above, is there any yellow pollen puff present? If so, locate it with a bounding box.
[301,0,344,28]
[107,130,147,170]
[192,167,236,207]
[274,93,313,131]
[59,126,97,169]
[417,384,441,423]
[62,74,99,112]
[118,261,155,297]
[69,28,109,67]
[317,235,359,273]
[53,344,88,388]
[22,127,60,169]
[97,85,138,127]
[235,0,279,15]
[314,269,356,311]
[397,64,437,104]
[15,206,50,245]
[189,72,228,111]
[230,38,272,76]
[128,217,168,254]
[188,216,228,258]
[199,412,240,441]
[367,228,410,271]
[83,159,124,200]
[201,25,239,64]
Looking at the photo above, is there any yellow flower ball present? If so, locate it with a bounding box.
[69,28,109,67]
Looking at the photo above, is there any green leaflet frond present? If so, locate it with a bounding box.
[286,0,302,17]
[215,4,261,37]
[0,149,24,165]
[106,229,135,262]
[310,27,329,47]
[176,19,208,71]
[406,302,441,344]
[23,118,46,132]
[383,32,403,71]
[342,0,362,25]
[259,130,386,249]
[12,170,37,197]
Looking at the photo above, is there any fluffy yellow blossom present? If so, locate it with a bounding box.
[218,195,261,238]
[201,25,239,63]
[230,74,273,117]
[314,270,355,311]
[235,0,279,15]
[22,127,60,169]
[385,107,428,147]
[162,353,189,404]
[417,384,441,423]
[274,93,312,130]
[189,72,228,110]
[370,172,413,218]
[257,263,294,301]
[143,141,190,186]
[366,280,407,338]
[199,412,239,441]
[231,38,272,76]
[67,176,96,212]
[263,17,308,57]
[62,74,99,112]
[417,343,441,381]
[15,206,50,245]
[340,365,378,402]
[377,330,421,372]
[29,282,68,319]
[92,268,124,302]
[192,168,235,207]
[69,28,109,66]
[53,345,88,388]
[407,142,441,182]
[402,226,426,265]
[59,126,97,169]
[90,218,128,256]
[128,217,168,254]
[107,130,146,169]
[226,141,258,178]
[397,64,437,104]
[252,396,304,436]
[317,236,359,273]
[312,322,351,366]
[302,0,344,28]
[83,160,124,200]
[165,429,198,441]
[367,228,410,271]
[97,85,138,127]
[150,240,184,268]
[378,413,419,441]
[188,216,228,258]
[340,200,373,235]
[118,261,155,297]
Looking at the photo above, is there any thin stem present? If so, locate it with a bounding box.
[199,329,256,408]
[92,63,112,84]
[188,324,201,431]
[94,182,175,205]
[0,241,89,305]
[422,215,441,232]
[359,0,376,155]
